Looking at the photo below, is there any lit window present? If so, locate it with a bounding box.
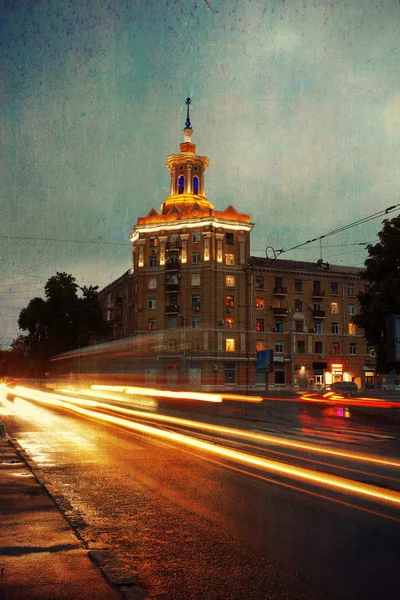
[178,175,184,194]
[332,323,339,334]
[348,304,355,316]
[191,273,200,286]
[192,252,201,264]
[348,323,356,335]
[332,342,340,354]
[331,302,339,314]
[315,341,323,354]
[331,282,338,295]
[192,231,201,243]
[193,176,199,195]
[148,297,156,309]
[256,297,264,309]
[255,276,264,289]
[148,278,157,289]
[225,254,234,265]
[225,318,234,329]
[148,319,156,331]
[256,319,264,332]
[255,342,265,352]
[348,283,355,296]
[226,338,235,352]
[149,256,157,268]
[226,232,234,245]
[191,317,201,329]
[275,341,283,353]
[350,343,356,355]
[149,236,158,247]
[297,341,305,353]
[225,295,234,308]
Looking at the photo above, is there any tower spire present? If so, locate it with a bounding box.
[185,97,192,129]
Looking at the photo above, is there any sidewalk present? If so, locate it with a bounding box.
[0,428,123,600]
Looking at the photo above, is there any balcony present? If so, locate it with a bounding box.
[165,262,180,272]
[165,305,180,314]
[166,243,181,251]
[313,309,326,319]
[272,306,289,317]
[165,283,179,292]
[273,286,287,296]
[312,289,325,298]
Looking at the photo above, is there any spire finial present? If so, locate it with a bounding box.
[185,97,192,129]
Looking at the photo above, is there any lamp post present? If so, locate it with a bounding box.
[290,317,295,391]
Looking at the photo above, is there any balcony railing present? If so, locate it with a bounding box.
[273,286,287,296]
[312,289,325,298]
[272,307,289,316]
[165,262,180,271]
[165,283,179,292]
[165,305,180,314]
[312,309,326,318]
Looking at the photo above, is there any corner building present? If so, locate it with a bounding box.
[99,108,375,391]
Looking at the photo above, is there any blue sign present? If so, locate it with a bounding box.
[256,350,274,372]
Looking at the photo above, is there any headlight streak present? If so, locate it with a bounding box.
[8,386,400,509]
[299,392,400,410]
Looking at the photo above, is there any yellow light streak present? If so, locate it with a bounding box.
[9,385,400,508]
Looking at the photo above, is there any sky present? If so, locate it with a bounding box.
[1,0,399,347]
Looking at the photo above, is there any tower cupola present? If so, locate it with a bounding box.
[162,98,212,214]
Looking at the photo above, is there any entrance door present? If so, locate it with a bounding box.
[189,367,201,387]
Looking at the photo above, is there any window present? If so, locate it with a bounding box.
[225,275,235,287]
[275,340,284,353]
[192,295,200,310]
[226,232,234,245]
[169,317,177,329]
[331,282,339,295]
[171,233,179,242]
[348,304,355,316]
[149,256,157,268]
[255,276,264,289]
[332,322,339,334]
[225,362,236,383]
[256,297,265,309]
[169,274,178,285]
[294,299,303,312]
[315,341,323,354]
[297,340,305,353]
[148,319,156,331]
[332,342,340,354]
[256,319,264,332]
[168,340,177,351]
[294,279,303,292]
[191,317,201,329]
[178,175,184,194]
[149,236,158,247]
[367,345,374,356]
[193,176,199,195]
[225,254,234,265]
[226,338,235,352]
[275,320,283,333]
[350,343,356,355]
[191,273,200,286]
[192,252,200,264]
[314,301,321,311]
[148,296,156,309]
[225,318,234,329]
[225,295,234,308]
[192,231,201,243]
[314,322,322,334]
[331,302,339,314]
[348,283,355,296]
[295,321,304,333]
[192,339,201,351]
[348,323,356,335]
[255,342,265,352]
[148,278,157,290]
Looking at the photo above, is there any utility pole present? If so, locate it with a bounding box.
[291,317,295,391]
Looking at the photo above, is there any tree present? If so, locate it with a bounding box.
[17,272,110,373]
[353,215,400,373]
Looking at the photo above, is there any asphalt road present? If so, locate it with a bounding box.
[2,386,400,600]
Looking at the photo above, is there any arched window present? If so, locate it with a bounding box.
[193,176,199,195]
[178,175,184,194]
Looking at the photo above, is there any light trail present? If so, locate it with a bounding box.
[7,385,400,508]
[10,385,400,469]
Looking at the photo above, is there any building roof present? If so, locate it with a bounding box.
[248,256,365,276]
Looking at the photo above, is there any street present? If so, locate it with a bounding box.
[1,383,400,600]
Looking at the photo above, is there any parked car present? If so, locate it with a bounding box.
[327,381,358,397]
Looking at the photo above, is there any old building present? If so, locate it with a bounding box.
[99,102,375,391]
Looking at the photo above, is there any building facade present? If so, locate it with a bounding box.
[99,105,375,391]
